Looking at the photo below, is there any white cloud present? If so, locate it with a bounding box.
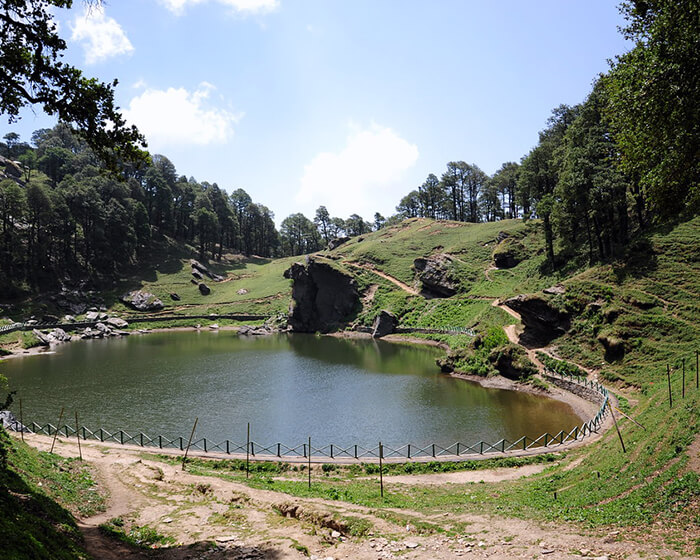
[297,123,419,219]
[71,7,133,64]
[123,83,242,148]
[159,0,279,16]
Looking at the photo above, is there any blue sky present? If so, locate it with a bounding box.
[4,0,631,225]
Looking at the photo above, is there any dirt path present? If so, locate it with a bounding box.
[484,265,497,282]
[16,433,692,560]
[347,262,420,295]
[491,299,603,380]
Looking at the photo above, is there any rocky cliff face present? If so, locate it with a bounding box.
[413,253,459,297]
[283,259,360,333]
[504,294,570,346]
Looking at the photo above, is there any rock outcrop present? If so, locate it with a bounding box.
[372,310,398,338]
[32,328,72,346]
[51,288,104,315]
[492,238,526,269]
[120,290,164,311]
[191,259,224,282]
[413,253,459,297]
[0,155,22,180]
[198,283,211,295]
[328,236,350,251]
[283,259,360,333]
[504,294,570,345]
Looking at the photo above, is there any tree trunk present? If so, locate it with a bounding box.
[543,213,555,266]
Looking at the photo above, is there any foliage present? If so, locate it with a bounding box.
[536,352,586,378]
[280,212,322,255]
[605,0,700,220]
[0,128,282,293]
[437,326,509,377]
[0,0,147,168]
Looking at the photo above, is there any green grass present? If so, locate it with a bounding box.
[0,430,104,560]
[99,517,175,549]
[0,330,42,349]
[1,215,699,554]
[133,216,699,553]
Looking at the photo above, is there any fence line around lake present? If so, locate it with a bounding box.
[3,368,609,462]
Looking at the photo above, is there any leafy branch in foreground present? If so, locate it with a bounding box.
[0,0,148,168]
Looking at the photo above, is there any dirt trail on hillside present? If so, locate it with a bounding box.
[491,299,602,380]
[492,299,548,373]
[16,433,693,560]
[347,262,420,295]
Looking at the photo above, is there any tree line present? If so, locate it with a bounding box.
[1,0,697,294]
[0,125,391,294]
[391,0,698,267]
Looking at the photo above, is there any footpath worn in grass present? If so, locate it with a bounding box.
[129,217,699,554]
[1,217,698,555]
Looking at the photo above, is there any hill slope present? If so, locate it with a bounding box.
[1,216,699,556]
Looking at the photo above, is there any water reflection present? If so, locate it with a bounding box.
[2,332,581,448]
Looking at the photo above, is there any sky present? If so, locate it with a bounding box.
[4,0,631,225]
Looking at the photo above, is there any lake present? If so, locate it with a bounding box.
[2,331,581,449]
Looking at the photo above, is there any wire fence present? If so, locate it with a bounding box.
[3,369,609,462]
[0,322,23,335]
[395,326,477,337]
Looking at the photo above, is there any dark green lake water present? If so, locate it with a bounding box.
[2,332,581,448]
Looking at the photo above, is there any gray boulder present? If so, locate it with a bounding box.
[106,317,129,329]
[328,236,351,250]
[49,328,71,344]
[413,254,459,297]
[239,324,274,336]
[372,310,398,338]
[85,311,100,321]
[33,328,71,346]
[190,259,211,276]
[543,284,566,295]
[81,327,100,339]
[0,410,23,431]
[120,290,164,311]
[32,329,51,346]
[198,283,211,295]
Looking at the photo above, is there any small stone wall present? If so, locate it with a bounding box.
[545,375,606,405]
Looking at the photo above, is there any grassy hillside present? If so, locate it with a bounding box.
[0,430,103,559]
[1,216,698,555]
[127,216,697,552]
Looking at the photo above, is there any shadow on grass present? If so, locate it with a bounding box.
[88,523,286,559]
[0,463,87,560]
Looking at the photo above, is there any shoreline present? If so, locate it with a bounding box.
[447,371,600,422]
[2,325,600,422]
[326,330,596,422]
